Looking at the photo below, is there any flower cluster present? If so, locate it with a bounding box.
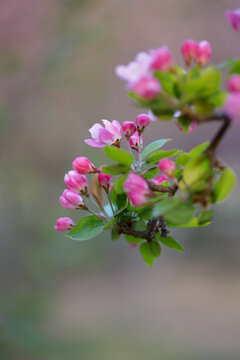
[54,8,239,265]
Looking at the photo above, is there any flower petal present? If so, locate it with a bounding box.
[89,123,103,140]
[98,128,115,145]
[84,139,104,147]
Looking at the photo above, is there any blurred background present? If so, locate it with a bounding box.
[0,0,240,359]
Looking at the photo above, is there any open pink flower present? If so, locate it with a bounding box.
[85,119,122,148]
[54,217,75,232]
[124,173,150,207]
[226,9,240,32]
[150,46,173,72]
[115,52,152,87]
[224,93,240,121]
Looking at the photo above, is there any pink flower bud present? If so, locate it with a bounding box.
[195,41,212,67]
[227,75,240,92]
[176,120,196,133]
[64,170,88,194]
[72,156,97,174]
[158,158,176,176]
[150,174,168,185]
[150,46,173,71]
[122,121,136,138]
[133,76,161,100]
[124,173,150,207]
[98,173,113,188]
[181,39,198,66]
[129,131,143,151]
[59,189,85,209]
[54,217,75,232]
[135,113,150,132]
[226,9,240,32]
[224,93,240,121]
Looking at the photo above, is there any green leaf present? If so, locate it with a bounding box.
[216,58,236,69]
[104,145,134,167]
[213,168,237,203]
[142,139,171,159]
[155,71,177,96]
[139,242,155,266]
[114,176,126,193]
[153,198,195,225]
[111,189,128,215]
[149,241,161,257]
[167,217,210,227]
[142,167,159,180]
[208,92,226,107]
[156,235,184,252]
[104,217,116,230]
[229,59,240,74]
[146,149,182,165]
[102,164,129,175]
[198,209,213,225]
[182,154,211,191]
[175,153,191,166]
[189,141,210,157]
[125,234,144,244]
[66,215,105,240]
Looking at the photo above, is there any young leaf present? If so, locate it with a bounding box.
[142,139,171,159]
[157,235,184,252]
[168,217,211,227]
[125,234,144,244]
[66,215,105,240]
[139,242,155,266]
[182,154,211,190]
[114,176,126,193]
[142,167,159,180]
[198,209,213,225]
[175,153,191,166]
[149,241,161,257]
[146,149,182,165]
[111,189,128,215]
[189,141,210,157]
[102,164,130,175]
[104,145,134,167]
[153,198,195,225]
[213,168,237,203]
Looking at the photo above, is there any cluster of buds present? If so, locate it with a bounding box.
[122,113,149,152]
[180,40,212,67]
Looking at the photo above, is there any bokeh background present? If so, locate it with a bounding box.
[0,0,240,359]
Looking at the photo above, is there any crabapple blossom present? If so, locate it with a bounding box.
[122,121,136,138]
[132,75,161,100]
[226,9,240,32]
[85,120,122,148]
[150,46,173,71]
[115,51,152,87]
[224,93,240,121]
[195,41,212,67]
[72,156,97,174]
[135,113,150,132]
[124,173,150,207]
[129,131,143,151]
[181,39,198,66]
[150,174,168,185]
[98,173,113,188]
[54,217,75,232]
[227,75,240,92]
[158,158,176,177]
[64,170,88,194]
[60,189,86,210]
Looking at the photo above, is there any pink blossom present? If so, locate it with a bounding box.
[122,121,136,138]
[98,173,113,188]
[150,174,168,185]
[64,170,88,194]
[133,76,161,100]
[59,189,85,210]
[227,75,240,92]
[150,46,173,71]
[135,113,150,131]
[158,158,176,176]
[195,41,212,67]
[129,131,143,151]
[226,9,240,32]
[115,52,152,87]
[54,217,75,232]
[124,173,150,207]
[181,39,198,66]
[72,156,97,174]
[224,93,240,121]
[85,119,122,148]
[176,120,196,133]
